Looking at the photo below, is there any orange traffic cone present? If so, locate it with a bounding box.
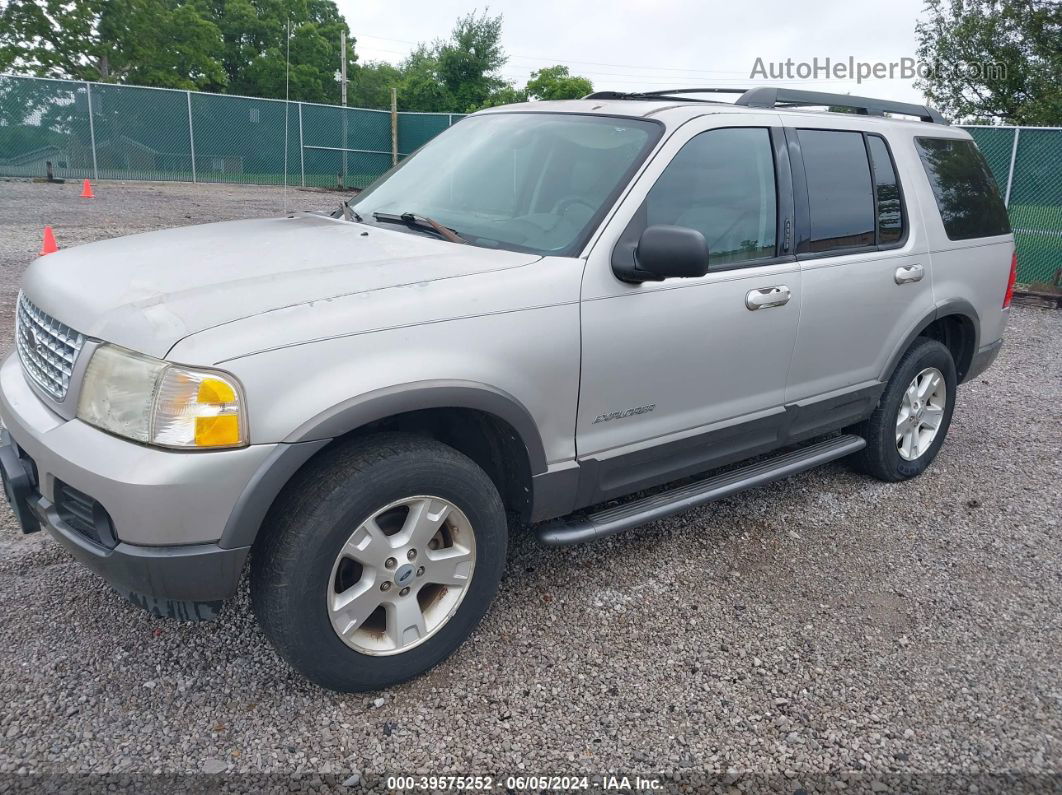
[39,226,58,256]
[80,179,95,199]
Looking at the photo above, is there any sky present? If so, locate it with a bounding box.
[337,0,933,106]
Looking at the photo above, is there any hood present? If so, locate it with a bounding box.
[22,214,540,358]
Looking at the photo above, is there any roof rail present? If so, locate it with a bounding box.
[582,86,948,125]
[735,87,948,124]
[583,89,734,104]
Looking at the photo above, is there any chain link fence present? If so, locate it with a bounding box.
[960,125,1061,289]
[0,74,463,189]
[1,75,1058,287]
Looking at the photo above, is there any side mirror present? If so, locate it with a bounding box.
[613,225,710,283]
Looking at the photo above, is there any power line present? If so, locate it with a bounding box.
[354,32,756,77]
[496,69,863,86]
[357,49,891,88]
[355,35,917,90]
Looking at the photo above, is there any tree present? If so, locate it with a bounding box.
[478,84,527,108]
[396,43,454,112]
[201,0,355,103]
[387,10,515,113]
[0,0,355,101]
[916,0,1062,124]
[100,1,227,90]
[0,0,103,79]
[525,65,592,101]
[348,60,403,109]
[435,10,507,112]
[386,15,594,112]
[0,0,227,90]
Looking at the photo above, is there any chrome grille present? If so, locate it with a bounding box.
[15,292,85,401]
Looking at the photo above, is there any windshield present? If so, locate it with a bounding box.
[350,113,661,256]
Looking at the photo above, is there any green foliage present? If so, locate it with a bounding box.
[0,2,593,113]
[385,13,593,113]
[916,0,1062,124]
[0,0,227,90]
[525,65,593,101]
[348,60,403,109]
[0,0,103,79]
[478,84,528,108]
[395,43,453,112]
[100,1,228,90]
[436,10,508,112]
[383,11,509,113]
[205,0,355,103]
[0,0,354,101]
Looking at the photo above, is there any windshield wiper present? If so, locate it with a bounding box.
[372,211,467,244]
[338,200,362,223]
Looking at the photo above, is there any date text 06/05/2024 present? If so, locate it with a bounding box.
[384,775,663,791]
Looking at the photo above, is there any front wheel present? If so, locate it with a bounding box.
[849,337,957,482]
[251,434,507,692]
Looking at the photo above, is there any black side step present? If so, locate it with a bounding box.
[536,434,866,546]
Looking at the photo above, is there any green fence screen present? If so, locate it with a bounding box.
[960,125,1061,287]
[1,75,1058,286]
[0,74,463,189]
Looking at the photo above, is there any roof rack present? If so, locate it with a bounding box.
[583,86,948,125]
[584,88,742,105]
[736,87,947,124]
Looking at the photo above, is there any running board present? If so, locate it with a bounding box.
[536,434,866,546]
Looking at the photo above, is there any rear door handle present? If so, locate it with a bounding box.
[745,285,791,311]
[895,264,924,284]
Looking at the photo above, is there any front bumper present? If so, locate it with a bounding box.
[0,353,277,617]
[6,467,246,619]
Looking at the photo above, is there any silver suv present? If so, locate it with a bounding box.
[0,88,1016,691]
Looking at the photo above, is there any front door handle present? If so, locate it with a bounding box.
[745,285,791,311]
[895,264,925,284]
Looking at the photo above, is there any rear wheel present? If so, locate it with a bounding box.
[849,337,957,482]
[251,433,507,692]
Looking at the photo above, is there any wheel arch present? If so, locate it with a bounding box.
[219,381,546,549]
[880,300,980,386]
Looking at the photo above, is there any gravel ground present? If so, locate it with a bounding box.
[0,180,1060,792]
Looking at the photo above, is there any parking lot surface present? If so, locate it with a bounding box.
[0,180,1059,788]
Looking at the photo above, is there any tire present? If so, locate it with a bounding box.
[849,337,957,482]
[251,433,507,692]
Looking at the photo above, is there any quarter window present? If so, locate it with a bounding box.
[644,127,777,267]
[867,135,904,245]
[798,129,875,253]
[915,137,1011,240]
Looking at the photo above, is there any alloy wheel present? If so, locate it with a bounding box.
[326,496,476,656]
[896,366,947,461]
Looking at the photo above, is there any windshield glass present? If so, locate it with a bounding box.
[350,113,661,256]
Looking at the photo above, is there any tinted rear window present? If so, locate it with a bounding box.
[867,135,904,245]
[798,129,876,253]
[915,138,1011,240]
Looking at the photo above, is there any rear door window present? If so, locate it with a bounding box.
[915,137,1011,240]
[797,129,876,253]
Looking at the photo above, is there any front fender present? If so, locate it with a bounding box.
[287,379,547,473]
[215,380,549,550]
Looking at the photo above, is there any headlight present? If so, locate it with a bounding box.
[77,345,247,449]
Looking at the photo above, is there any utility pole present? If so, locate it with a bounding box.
[391,87,398,166]
[340,29,348,189]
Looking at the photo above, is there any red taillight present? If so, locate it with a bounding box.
[1003,250,1017,308]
